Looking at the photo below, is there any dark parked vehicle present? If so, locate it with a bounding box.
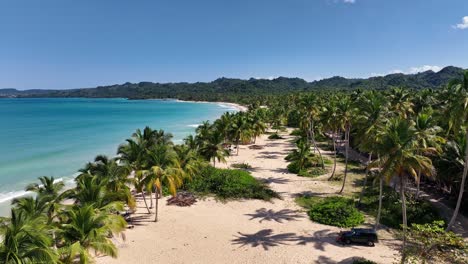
[336,228,378,247]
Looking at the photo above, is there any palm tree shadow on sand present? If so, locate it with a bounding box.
[244,208,304,223]
[231,229,297,250]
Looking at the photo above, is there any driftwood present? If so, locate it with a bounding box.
[167,191,197,207]
[249,145,264,150]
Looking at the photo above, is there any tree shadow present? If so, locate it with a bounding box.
[295,229,341,251]
[291,191,332,199]
[261,177,291,185]
[245,208,304,223]
[128,213,152,226]
[256,154,281,159]
[267,168,290,174]
[231,229,297,250]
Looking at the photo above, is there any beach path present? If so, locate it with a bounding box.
[98,131,399,264]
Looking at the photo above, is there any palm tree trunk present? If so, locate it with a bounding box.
[149,189,153,209]
[141,192,151,214]
[446,127,468,231]
[154,186,159,222]
[328,131,337,181]
[339,126,350,194]
[375,176,383,230]
[236,139,240,156]
[415,169,421,200]
[400,174,408,264]
[213,158,216,168]
[358,153,372,206]
[311,121,325,169]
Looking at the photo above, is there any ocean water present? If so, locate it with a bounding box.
[0,98,236,216]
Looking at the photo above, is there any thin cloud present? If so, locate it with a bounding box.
[343,0,356,3]
[371,65,442,77]
[454,16,468,29]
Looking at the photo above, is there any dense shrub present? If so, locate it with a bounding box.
[268,133,284,140]
[306,197,365,227]
[185,167,279,201]
[359,187,443,229]
[289,129,305,137]
[287,161,301,174]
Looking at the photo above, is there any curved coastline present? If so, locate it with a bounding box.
[0,98,240,216]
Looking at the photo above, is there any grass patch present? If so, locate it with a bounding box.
[230,162,252,169]
[185,167,279,201]
[359,186,443,229]
[298,167,327,178]
[296,196,365,227]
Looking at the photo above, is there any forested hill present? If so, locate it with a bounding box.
[2,66,465,102]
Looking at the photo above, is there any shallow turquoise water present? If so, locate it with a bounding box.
[0,98,235,215]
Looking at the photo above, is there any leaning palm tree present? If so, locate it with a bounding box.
[369,117,434,263]
[321,96,340,180]
[0,209,58,264]
[58,205,126,262]
[445,70,468,232]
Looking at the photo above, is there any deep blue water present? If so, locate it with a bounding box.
[0,98,235,215]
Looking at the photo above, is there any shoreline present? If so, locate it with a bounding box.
[172,99,248,112]
[0,99,241,217]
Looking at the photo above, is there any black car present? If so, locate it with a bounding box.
[336,228,378,246]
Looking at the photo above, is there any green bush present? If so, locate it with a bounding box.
[359,187,443,229]
[185,167,279,201]
[230,163,252,169]
[289,129,305,137]
[287,161,301,174]
[268,133,284,140]
[307,197,364,227]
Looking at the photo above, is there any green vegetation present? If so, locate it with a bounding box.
[5,66,465,101]
[298,167,327,177]
[3,66,468,263]
[296,196,365,228]
[405,221,467,264]
[360,187,443,229]
[184,167,279,201]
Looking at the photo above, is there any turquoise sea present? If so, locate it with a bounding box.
[0,98,236,216]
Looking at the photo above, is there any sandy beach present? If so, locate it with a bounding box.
[98,130,400,264]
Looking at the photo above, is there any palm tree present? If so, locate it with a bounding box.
[321,96,340,180]
[369,117,434,263]
[355,91,388,205]
[142,144,185,222]
[445,70,468,232]
[199,130,229,167]
[413,109,444,199]
[0,209,58,263]
[287,140,313,171]
[25,176,66,221]
[58,205,126,262]
[337,95,355,194]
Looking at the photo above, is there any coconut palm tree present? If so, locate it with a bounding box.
[142,144,185,222]
[337,95,355,194]
[0,209,58,264]
[321,96,340,180]
[445,70,468,232]
[369,117,434,263]
[354,91,388,205]
[413,109,445,199]
[58,205,126,262]
[199,130,229,167]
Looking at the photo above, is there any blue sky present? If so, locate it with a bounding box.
[1,0,467,89]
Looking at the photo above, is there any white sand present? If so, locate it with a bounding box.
[98,131,399,264]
